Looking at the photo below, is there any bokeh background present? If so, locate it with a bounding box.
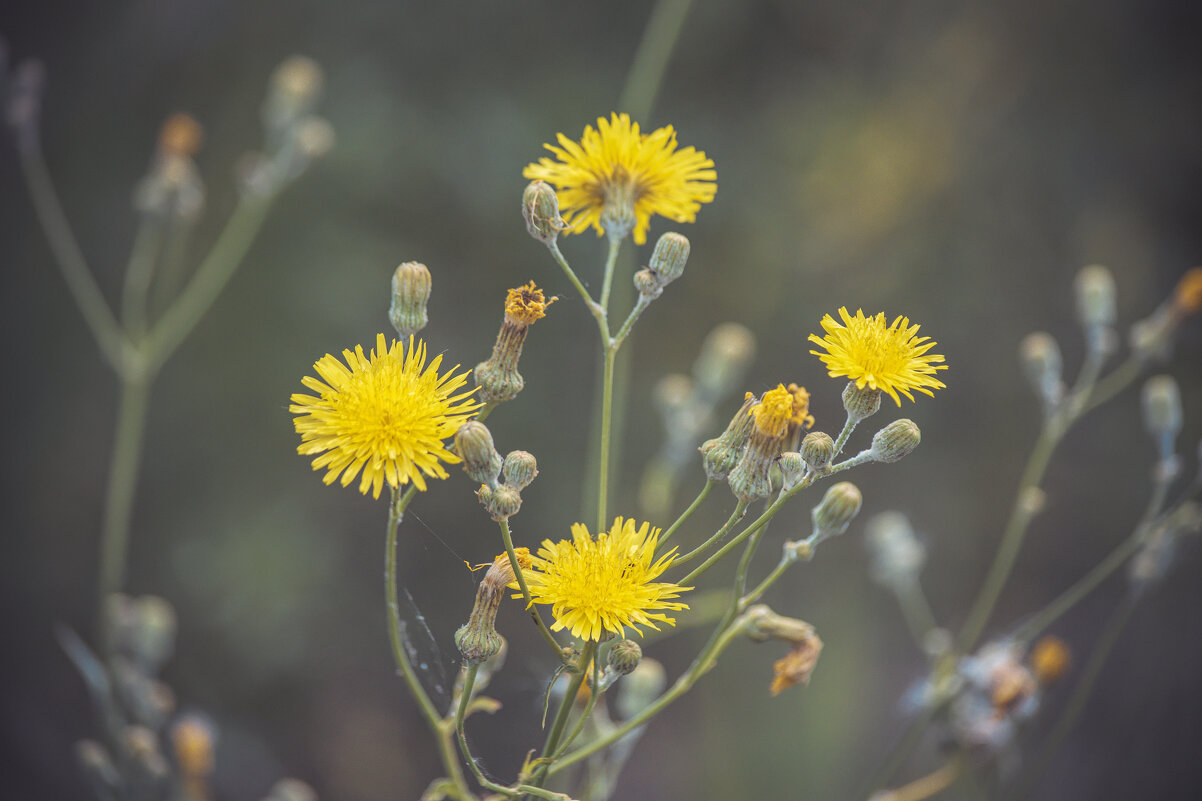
[3,1,1201,799]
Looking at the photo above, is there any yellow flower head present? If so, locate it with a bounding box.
[290,334,481,498]
[785,383,816,433]
[808,307,948,405]
[504,281,557,326]
[751,385,796,438]
[522,112,717,245]
[520,517,691,641]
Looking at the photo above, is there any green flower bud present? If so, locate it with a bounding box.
[455,421,503,486]
[800,431,835,472]
[812,481,862,537]
[389,261,431,337]
[778,451,806,489]
[522,180,565,243]
[478,483,522,521]
[648,232,690,285]
[1075,264,1117,332]
[700,394,757,481]
[869,419,921,463]
[502,450,538,490]
[1020,332,1063,411]
[608,639,643,676]
[1142,375,1182,459]
[842,382,882,423]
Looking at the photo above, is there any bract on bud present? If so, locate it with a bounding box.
[502,450,538,490]
[842,382,882,424]
[455,421,503,486]
[648,232,690,285]
[608,639,643,676]
[522,180,565,243]
[700,394,757,481]
[869,419,921,463]
[389,261,432,337]
[478,484,522,521]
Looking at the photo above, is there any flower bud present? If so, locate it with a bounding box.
[777,452,806,489]
[389,262,432,337]
[455,622,505,665]
[522,180,565,243]
[842,381,882,424]
[1074,264,1117,335]
[293,116,335,160]
[1020,332,1063,411]
[800,431,835,472]
[648,232,690,285]
[455,421,503,486]
[1141,375,1182,458]
[811,482,862,537]
[502,450,538,490]
[475,282,555,403]
[158,113,204,158]
[615,658,667,720]
[1172,267,1202,314]
[263,56,324,135]
[692,322,756,400]
[869,419,921,463]
[633,268,662,299]
[700,394,756,481]
[123,724,170,783]
[608,639,642,676]
[729,386,794,501]
[478,483,522,521]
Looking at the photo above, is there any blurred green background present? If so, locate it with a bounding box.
[3,1,1201,799]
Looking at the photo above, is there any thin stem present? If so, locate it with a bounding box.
[530,641,598,791]
[97,375,152,613]
[831,413,858,458]
[858,700,947,801]
[121,219,165,339]
[598,234,622,312]
[1081,355,1142,415]
[656,479,713,554]
[677,498,781,586]
[886,758,964,801]
[611,294,653,348]
[740,555,793,610]
[894,579,940,649]
[617,0,698,120]
[673,499,749,567]
[596,345,617,533]
[546,240,606,332]
[1008,595,1137,801]
[144,194,274,371]
[17,137,130,371]
[552,653,601,759]
[385,486,472,797]
[498,519,563,657]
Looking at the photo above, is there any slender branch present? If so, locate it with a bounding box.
[97,375,152,613]
[17,137,130,371]
[596,345,618,533]
[121,219,165,339]
[545,240,606,331]
[529,640,598,792]
[831,413,859,458]
[611,295,653,348]
[552,653,601,759]
[673,499,749,567]
[1081,356,1142,415]
[144,194,274,371]
[656,479,713,554]
[598,234,622,312]
[499,519,563,657]
[885,758,964,801]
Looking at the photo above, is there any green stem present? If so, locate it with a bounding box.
[531,641,598,791]
[656,479,713,553]
[617,0,698,119]
[498,519,562,657]
[1081,355,1142,415]
[121,219,165,340]
[674,499,749,567]
[97,374,152,614]
[18,136,130,372]
[546,240,606,332]
[552,652,601,759]
[597,345,617,533]
[385,486,472,797]
[598,234,622,313]
[858,699,947,801]
[894,578,940,649]
[1008,594,1137,801]
[144,194,274,371]
[611,294,653,348]
[831,414,858,459]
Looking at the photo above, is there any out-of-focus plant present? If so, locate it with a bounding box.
[5,49,331,801]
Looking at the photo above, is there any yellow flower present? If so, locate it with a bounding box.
[522,112,717,245]
[808,307,948,405]
[520,517,691,641]
[290,334,480,498]
[750,384,796,438]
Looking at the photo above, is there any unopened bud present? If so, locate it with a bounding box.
[800,431,835,472]
[455,421,503,486]
[811,482,862,537]
[264,56,324,135]
[869,419,921,463]
[842,382,882,424]
[1141,375,1182,457]
[157,113,204,158]
[633,268,662,299]
[123,725,170,783]
[608,639,642,676]
[293,116,335,160]
[615,658,666,720]
[522,180,565,243]
[654,373,694,415]
[1075,264,1117,334]
[502,450,538,490]
[701,394,757,481]
[389,262,432,337]
[649,232,690,285]
[1020,332,1063,410]
[478,483,522,521]
[455,621,505,665]
[693,323,756,399]
[778,452,806,489]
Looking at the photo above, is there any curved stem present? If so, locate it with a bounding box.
[674,499,749,567]
[97,375,151,615]
[831,413,858,459]
[144,194,274,371]
[17,137,130,372]
[545,240,605,330]
[498,519,562,657]
[385,486,472,797]
[656,479,713,554]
